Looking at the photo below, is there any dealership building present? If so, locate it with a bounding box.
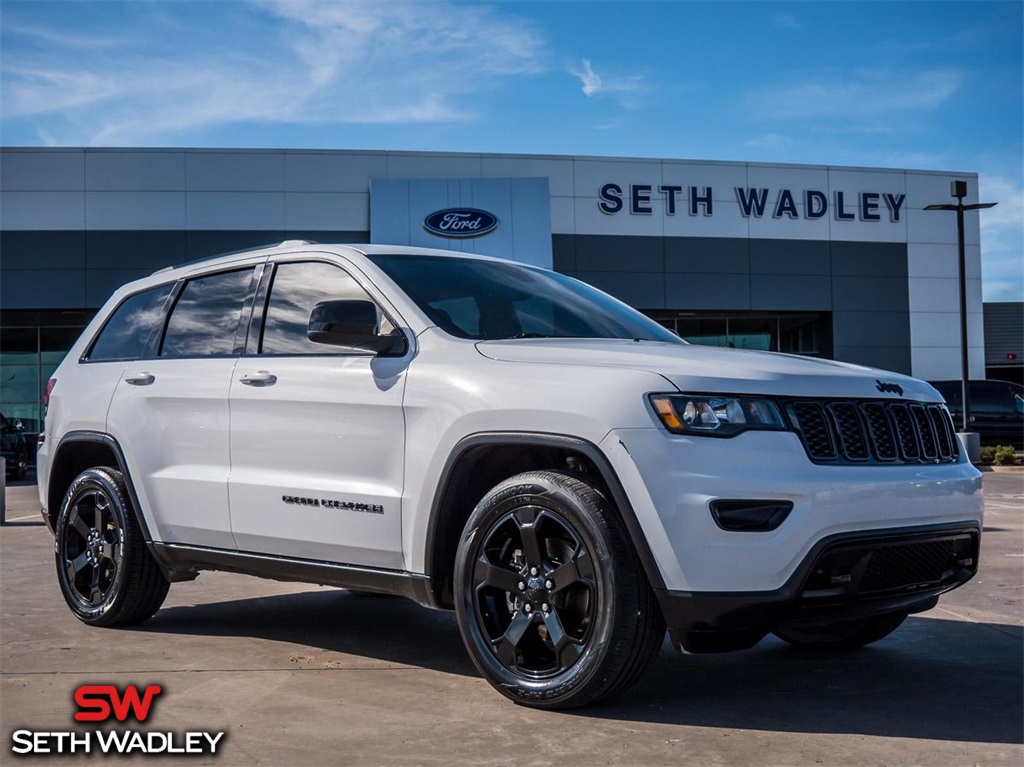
[0,147,986,433]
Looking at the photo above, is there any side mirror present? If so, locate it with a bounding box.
[307,300,405,355]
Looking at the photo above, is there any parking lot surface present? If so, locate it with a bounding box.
[2,472,1022,766]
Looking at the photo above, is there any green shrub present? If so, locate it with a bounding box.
[980,446,997,464]
[993,445,1017,466]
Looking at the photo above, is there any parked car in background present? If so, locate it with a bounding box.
[1,413,30,481]
[928,380,1024,448]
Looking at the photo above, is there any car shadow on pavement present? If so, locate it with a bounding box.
[144,592,1022,744]
[142,588,477,677]
[590,616,1023,745]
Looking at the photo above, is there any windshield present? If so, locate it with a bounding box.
[367,254,683,343]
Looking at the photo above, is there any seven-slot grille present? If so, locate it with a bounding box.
[786,399,959,465]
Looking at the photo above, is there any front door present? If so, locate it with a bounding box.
[227,259,409,569]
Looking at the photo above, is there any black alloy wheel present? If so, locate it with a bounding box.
[54,468,169,626]
[455,470,665,709]
[61,484,123,607]
[471,504,595,678]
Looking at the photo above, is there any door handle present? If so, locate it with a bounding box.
[239,371,277,386]
[124,372,155,386]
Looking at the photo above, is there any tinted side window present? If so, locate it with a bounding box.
[260,262,394,355]
[161,269,253,358]
[88,283,175,361]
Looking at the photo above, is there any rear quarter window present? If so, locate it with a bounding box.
[87,283,175,362]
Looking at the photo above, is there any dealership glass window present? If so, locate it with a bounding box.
[778,315,826,356]
[1,326,45,435]
[260,262,395,355]
[673,318,728,347]
[161,269,254,358]
[728,317,777,352]
[87,283,175,361]
[0,363,38,408]
[0,311,94,440]
[649,311,831,357]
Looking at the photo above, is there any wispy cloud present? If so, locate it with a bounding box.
[2,23,121,49]
[980,174,1024,241]
[0,0,545,144]
[979,173,1023,302]
[773,13,801,30]
[568,59,646,106]
[744,69,963,125]
[744,133,789,150]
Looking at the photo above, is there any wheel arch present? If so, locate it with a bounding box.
[424,432,665,609]
[47,432,156,546]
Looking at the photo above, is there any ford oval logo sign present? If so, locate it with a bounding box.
[423,208,499,238]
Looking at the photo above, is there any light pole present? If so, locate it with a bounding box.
[924,180,997,459]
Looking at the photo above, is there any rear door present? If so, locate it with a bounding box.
[106,265,259,548]
[227,258,409,568]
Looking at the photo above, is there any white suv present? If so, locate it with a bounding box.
[38,242,983,709]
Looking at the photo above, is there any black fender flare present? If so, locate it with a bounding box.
[49,431,185,577]
[423,431,666,605]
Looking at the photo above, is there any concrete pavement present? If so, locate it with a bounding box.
[2,474,1021,766]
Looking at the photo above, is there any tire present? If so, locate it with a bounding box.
[773,611,909,651]
[54,467,169,627]
[454,470,665,709]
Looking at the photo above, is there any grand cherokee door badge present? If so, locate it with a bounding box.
[281,495,384,514]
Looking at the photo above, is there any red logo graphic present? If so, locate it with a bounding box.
[73,685,162,722]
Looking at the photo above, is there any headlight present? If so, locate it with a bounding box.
[649,393,786,437]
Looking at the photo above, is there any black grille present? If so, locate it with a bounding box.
[790,402,836,459]
[910,404,938,460]
[862,403,898,461]
[787,399,959,465]
[890,404,921,461]
[928,406,955,459]
[800,530,978,600]
[861,540,957,593]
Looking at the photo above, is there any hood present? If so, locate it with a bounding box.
[475,339,939,401]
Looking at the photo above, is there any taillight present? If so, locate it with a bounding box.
[43,378,57,409]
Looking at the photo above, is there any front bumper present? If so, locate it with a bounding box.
[654,522,979,652]
[602,428,984,593]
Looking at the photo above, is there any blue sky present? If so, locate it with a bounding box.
[2,0,1021,300]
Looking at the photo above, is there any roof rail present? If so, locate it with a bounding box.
[151,240,319,275]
